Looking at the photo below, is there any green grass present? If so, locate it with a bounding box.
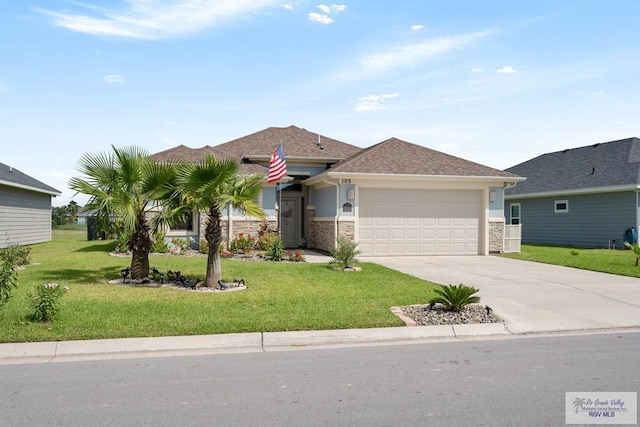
[0,230,436,343]
[502,244,640,277]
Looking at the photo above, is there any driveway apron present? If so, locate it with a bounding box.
[359,255,640,334]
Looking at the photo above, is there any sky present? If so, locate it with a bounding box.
[2,1,640,206]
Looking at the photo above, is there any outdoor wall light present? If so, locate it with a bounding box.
[347,189,355,200]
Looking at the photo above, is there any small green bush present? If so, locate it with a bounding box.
[171,237,194,252]
[330,237,360,269]
[0,243,31,267]
[150,233,169,253]
[0,262,18,310]
[230,233,256,254]
[199,239,209,254]
[623,242,640,266]
[430,284,480,312]
[28,282,68,322]
[267,235,285,261]
[570,249,579,256]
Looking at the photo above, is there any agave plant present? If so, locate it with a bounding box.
[623,242,640,266]
[429,284,480,312]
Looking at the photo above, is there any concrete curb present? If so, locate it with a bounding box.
[0,324,511,364]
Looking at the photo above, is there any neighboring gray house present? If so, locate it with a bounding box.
[505,137,640,248]
[153,125,523,255]
[0,162,61,248]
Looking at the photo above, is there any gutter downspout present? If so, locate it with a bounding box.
[323,177,340,250]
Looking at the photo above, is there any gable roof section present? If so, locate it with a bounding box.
[150,144,229,163]
[214,125,361,160]
[150,145,268,177]
[0,162,61,196]
[505,137,640,196]
[322,137,519,178]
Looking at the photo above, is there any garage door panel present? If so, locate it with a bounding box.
[358,188,481,256]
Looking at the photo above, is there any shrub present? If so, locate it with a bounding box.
[287,249,306,262]
[199,239,209,254]
[623,242,640,266]
[570,249,579,256]
[0,243,32,267]
[267,235,285,261]
[230,233,256,254]
[257,233,278,251]
[256,220,276,250]
[29,282,69,322]
[171,237,194,252]
[0,262,18,310]
[330,237,360,269]
[429,284,480,312]
[150,233,169,253]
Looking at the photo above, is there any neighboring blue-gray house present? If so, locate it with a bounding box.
[0,162,61,248]
[504,137,640,248]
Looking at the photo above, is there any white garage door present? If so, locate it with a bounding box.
[358,189,481,256]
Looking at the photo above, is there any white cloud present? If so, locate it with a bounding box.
[471,67,483,73]
[346,30,492,79]
[355,93,399,111]
[317,4,347,14]
[104,74,124,84]
[308,12,333,24]
[34,0,283,40]
[283,3,294,10]
[410,24,424,30]
[496,65,518,74]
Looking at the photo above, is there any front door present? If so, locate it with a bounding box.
[280,197,299,248]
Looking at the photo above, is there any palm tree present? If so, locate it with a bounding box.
[69,145,179,279]
[572,397,586,413]
[177,155,265,288]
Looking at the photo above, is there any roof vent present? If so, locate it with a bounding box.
[562,149,569,153]
[9,166,13,173]
[593,143,600,148]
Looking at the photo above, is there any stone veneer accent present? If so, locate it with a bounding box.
[489,219,504,253]
[308,218,355,252]
[199,215,276,250]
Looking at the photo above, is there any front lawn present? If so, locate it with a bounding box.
[502,244,640,278]
[0,230,436,343]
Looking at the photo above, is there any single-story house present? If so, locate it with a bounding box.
[504,137,640,248]
[152,125,523,256]
[0,162,61,248]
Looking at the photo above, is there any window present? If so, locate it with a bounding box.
[172,210,195,232]
[554,200,569,213]
[510,203,520,225]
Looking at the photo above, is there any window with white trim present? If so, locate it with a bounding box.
[509,203,521,225]
[554,200,569,213]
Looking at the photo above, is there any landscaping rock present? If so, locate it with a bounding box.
[398,304,501,326]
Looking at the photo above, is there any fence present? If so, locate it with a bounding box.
[503,224,522,253]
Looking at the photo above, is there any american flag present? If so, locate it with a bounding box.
[267,144,287,183]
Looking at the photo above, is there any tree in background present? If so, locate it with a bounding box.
[69,145,180,279]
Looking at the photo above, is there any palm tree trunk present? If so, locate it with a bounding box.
[204,207,223,288]
[129,215,152,279]
[131,250,150,280]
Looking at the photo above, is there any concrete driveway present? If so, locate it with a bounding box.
[359,255,640,334]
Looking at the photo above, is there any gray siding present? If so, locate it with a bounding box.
[506,191,636,248]
[0,185,53,248]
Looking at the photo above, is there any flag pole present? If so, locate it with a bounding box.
[278,140,283,235]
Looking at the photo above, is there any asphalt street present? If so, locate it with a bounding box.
[2,332,639,427]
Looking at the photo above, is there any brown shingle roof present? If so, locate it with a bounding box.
[215,125,361,160]
[328,137,519,177]
[150,145,230,163]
